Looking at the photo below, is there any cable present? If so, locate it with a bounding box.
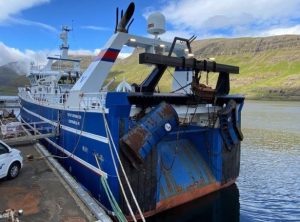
[170,82,191,93]
[94,154,127,222]
[102,108,146,222]
[36,94,86,160]
[160,146,178,172]
[182,104,190,125]
[166,68,188,94]
[33,108,87,160]
[190,105,199,123]
[101,109,137,222]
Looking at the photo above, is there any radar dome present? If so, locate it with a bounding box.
[147,12,166,35]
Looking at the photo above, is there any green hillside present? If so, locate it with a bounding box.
[107,35,300,100]
[191,35,300,100]
[0,63,29,95]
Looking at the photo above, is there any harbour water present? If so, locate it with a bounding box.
[149,100,300,221]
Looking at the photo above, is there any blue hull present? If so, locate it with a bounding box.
[20,98,117,211]
[20,92,244,217]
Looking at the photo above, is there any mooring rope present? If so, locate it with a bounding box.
[102,108,146,222]
[94,154,127,222]
[101,109,138,222]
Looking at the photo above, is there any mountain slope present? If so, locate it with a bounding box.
[1,35,300,100]
[191,35,300,99]
[0,62,29,95]
[109,35,300,100]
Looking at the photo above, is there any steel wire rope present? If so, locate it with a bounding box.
[166,68,188,94]
[79,99,118,178]
[158,102,190,180]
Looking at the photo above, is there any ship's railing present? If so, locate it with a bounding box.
[19,90,107,110]
[30,64,80,75]
[58,84,73,91]
[79,92,107,109]
[51,65,81,72]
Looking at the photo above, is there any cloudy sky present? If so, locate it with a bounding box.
[1,0,300,67]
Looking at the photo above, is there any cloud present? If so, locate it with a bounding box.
[0,0,55,32]
[69,49,97,56]
[0,0,49,22]
[0,42,132,75]
[146,0,300,38]
[118,52,132,59]
[81,25,110,31]
[158,30,194,41]
[0,41,51,74]
[8,17,57,32]
[261,25,300,36]
[0,42,28,66]
[70,48,132,59]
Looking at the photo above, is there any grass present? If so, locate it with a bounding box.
[106,48,300,100]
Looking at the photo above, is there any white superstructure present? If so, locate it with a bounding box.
[27,26,82,96]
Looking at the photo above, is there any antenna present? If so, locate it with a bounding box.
[115,7,119,33]
[116,2,135,33]
[71,19,74,31]
[127,18,134,33]
[189,35,197,43]
[60,25,71,59]
[147,12,166,36]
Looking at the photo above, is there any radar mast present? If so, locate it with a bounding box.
[60,25,72,59]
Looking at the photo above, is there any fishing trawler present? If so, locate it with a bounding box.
[19,2,244,220]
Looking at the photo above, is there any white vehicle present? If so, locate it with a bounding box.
[0,140,23,179]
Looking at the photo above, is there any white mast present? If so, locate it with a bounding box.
[60,26,71,59]
[66,4,186,106]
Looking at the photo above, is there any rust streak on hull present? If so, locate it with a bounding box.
[156,180,236,213]
[127,179,236,220]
